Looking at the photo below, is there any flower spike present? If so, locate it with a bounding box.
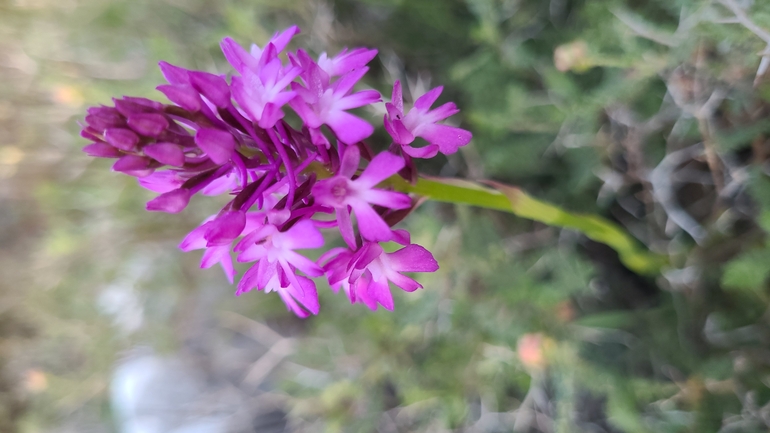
[79,25,467,317]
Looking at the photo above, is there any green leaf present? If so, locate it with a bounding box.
[721,249,770,292]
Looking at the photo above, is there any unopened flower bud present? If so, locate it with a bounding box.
[127,113,169,137]
[146,188,191,213]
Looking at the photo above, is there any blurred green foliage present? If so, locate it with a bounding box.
[5,0,770,432]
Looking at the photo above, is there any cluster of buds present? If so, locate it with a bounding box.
[80,26,472,317]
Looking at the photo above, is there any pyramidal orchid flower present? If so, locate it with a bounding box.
[225,38,303,129]
[321,240,439,311]
[234,220,324,316]
[384,80,473,158]
[220,26,300,75]
[313,146,411,247]
[290,51,381,145]
[317,47,378,77]
[79,25,469,317]
[179,213,265,283]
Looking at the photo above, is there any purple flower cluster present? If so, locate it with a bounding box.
[80,26,472,317]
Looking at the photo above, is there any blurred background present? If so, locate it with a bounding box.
[3,0,770,431]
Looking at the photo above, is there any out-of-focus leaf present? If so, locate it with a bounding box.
[574,311,635,329]
[721,249,770,292]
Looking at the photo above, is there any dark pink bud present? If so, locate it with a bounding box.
[195,128,235,164]
[123,96,164,110]
[87,106,118,117]
[189,71,230,108]
[104,128,140,151]
[85,107,125,131]
[80,127,102,141]
[204,211,246,246]
[127,113,169,137]
[83,142,122,158]
[157,84,201,112]
[114,98,156,117]
[144,142,185,167]
[146,188,191,213]
[158,61,190,85]
[113,155,151,172]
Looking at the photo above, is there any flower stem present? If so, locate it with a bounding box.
[388,176,667,276]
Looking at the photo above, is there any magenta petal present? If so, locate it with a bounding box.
[336,208,356,249]
[104,128,139,151]
[200,246,220,268]
[355,274,378,310]
[417,124,472,154]
[123,97,164,111]
[202,247,236,283]
[258,55,282,84]
[294,276,320,315]
[414,86,443,109]
[351,201,392,242]
[276,287,310,318]
[144,142,185,166]
[83,142,122,158]
[195,128,236,164]
[387,272,422,292]
[424,101,460,123]
[189,71,231,108]
[339,145,360,178]
[220,37,260,74]
[391,229,411,245]
[254,259,274,289]
[86,107,125,130]
[267,25,301,55]
[386,119,415,145]
[325,110,374,145]
[157,84,201,112]
[179,221,211,251]
[391,81,404,113]
[354,151,404,188]
[158,61,190,85]
[320,47,378,77]
[235,224,275,253]
[204,211,246,246]
[114,98,155,116]
[81,128,102,141]
[282,219,325,250]
[388,244,439,272]
[138,171,184,193]
[236,244,266,263]
[219,253,237,284]
[361,189,411,209]
[146,188,190,213]
[284,251,323,277]
[236,264,258,296]
[127,113,168,137]
[368,278,394,310]
[231,74,264,123]
[402,143,439,159]
[201,172,238,196]
[257,102,285,129]
[288,96,322,129]
[336,90,382,111]
[332,67,368,96]
[353,242,383,270]
[113,155,150,172]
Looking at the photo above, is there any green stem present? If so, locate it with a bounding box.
[387,176,667,275]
